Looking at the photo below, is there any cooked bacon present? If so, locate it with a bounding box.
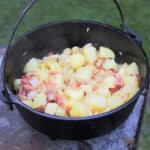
[36,106,45,113]
[109,85,123,95]
[95,59,103,69]
[47,52,53,56]
[115,73,124,87]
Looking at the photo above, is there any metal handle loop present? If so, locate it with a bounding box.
[2,0,134,110]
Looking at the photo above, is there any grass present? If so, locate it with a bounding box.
[0,0,149,149]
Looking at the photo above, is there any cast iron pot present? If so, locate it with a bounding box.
[0,0,149,139]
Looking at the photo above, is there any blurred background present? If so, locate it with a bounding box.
[0,0,149,149]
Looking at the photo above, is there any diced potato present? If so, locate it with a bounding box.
[56,107,66,116]
[123,75,139,88]
[38,68,50,81]
[103,59,118,70]
[85,95,107,113]
[107,94,125,110]
[128,62,139,75]
[23,58,40,73]
[116,85,138,101]
[83,43,97,63]
[33,92,47,108]
[80,84,93,94]
[14,79,21,90]
[99,47,115,58]
[45,103,58,115]
[59,53,70,65]
[49,62,62,73]
[72,46,80,53]
[22,100,34,108]
[75,66,93,82]
[43,56,59,64]
[65,88,84,101]
[118,63,128,76]
[70,53,85,70]
[69,102,91,117]
[53,74,64,89]
[97,84,111,97]
[119,62,139,76]
[63,48,71,55]
[104,76,116,88]
[63,66,74,83]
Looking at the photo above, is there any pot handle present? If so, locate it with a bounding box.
[2,0,142,110]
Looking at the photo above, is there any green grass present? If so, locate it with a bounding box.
[0,0,149,149]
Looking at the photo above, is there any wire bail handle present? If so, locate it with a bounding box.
[2,0,141,110]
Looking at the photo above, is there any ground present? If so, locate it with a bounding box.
[0,0,149,149]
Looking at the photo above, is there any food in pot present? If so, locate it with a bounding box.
[14,44,140,117]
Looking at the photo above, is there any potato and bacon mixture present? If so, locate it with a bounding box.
[14,44,140,117]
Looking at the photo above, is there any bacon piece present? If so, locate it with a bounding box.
[115,73,124,87]
[47,52,53,56]
[36,106,45,113]
[95,59,103,70]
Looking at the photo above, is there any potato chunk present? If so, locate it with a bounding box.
[75,66,93,82]
[99,47,115,58]
[22,100,34,108]
[104,76,116,88]
[70,53,85,70]
[128,62,139,75]
[83,43,97,63]
[49,62,62,73]
[103,59,118,70]
[65,88,84,101]
[85,95,107,113]
[45,103,58,115]
[33,92,47,108]
[14,79,21,91]
[23,58,40,73]
[69,102,91,117]
[107,94,124,110]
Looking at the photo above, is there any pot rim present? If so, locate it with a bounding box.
[4,20,150,121]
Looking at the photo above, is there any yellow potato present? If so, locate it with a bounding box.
[80,84,93,94]
[23,58,40,73]
[99,47,115,58]
[70,53,85,70]
[14,79,21,91]
[38,68,50,82]
[22,100,34,108]
[56,107,66,116]
[85,95,107,113]
[75,66,93,82]
[103,76,116,88]
[128,62,139,75]
[72,46,80,53]
[65,88,84,101]
[83,43,97,63]
[53,74,64,89]
[119,62,139,76]
[69,102,91,117]
[63,48,71,54]
[49,61,62,73]
[103,59,118,70]
[33,92,47,108]
[118,63,128,76]
[107,94,125,110]
[45,103,58,115]
[123,75,139,87]
[97,84,111,97]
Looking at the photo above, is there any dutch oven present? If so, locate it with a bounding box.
[0,0,149,139]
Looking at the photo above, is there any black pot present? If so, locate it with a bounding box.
[0,0,149,139]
